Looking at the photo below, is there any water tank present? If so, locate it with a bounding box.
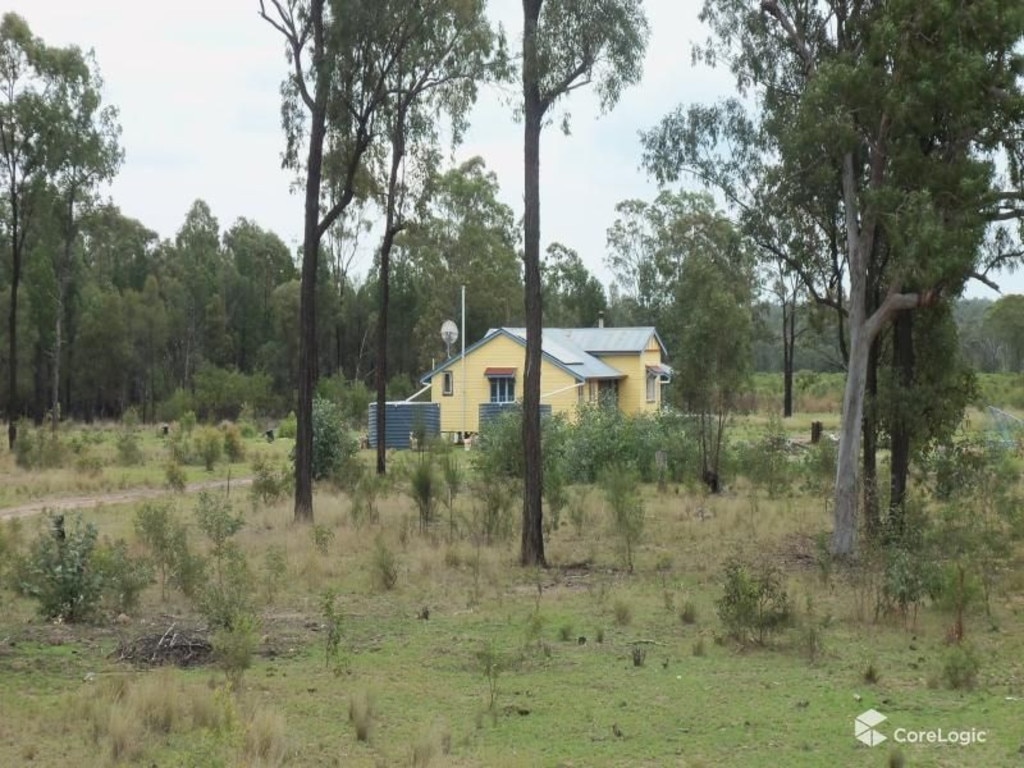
[367,402,441,449]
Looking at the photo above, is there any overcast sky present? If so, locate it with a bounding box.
[10,0,1018,300]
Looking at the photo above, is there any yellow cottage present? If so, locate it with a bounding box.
[419,325,671,437]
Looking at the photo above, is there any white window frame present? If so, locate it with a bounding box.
[646,372,657,403]
[489,376,515,403]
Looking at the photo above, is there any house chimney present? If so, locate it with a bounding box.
[598,311,604,329]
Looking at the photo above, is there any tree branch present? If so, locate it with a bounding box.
[863,286,939,342]
[259,0,316,112]
[968,270,1001,293]
[761,0,815,74]
[539,58,592,113]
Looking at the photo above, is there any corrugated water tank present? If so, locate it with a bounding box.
[367,402,441,449]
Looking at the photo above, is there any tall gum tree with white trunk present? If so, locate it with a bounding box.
[648,0,1024,556]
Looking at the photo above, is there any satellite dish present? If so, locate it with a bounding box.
[441,319,459,357]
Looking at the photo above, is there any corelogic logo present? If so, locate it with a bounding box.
[854,708,988,748]
[855,709,888,747]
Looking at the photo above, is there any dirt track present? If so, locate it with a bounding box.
[0,477,253,520]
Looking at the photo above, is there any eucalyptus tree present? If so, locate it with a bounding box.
[261,0,427,521]
[78,203,159,293]
[518,0,648,566]
[165,200,222,385]
[671,212,754,492]
[370,0,501,476]
[649,0,1024,556]
[542,243,606,328]
[45,48,122,429]
[984,295,1024,373]
[0,14,65,447]
[399,157,522,372]
[221,218,295,373]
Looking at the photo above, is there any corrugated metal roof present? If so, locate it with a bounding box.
[500,328,625,380]
[422,325,668,384]
[557,327,661,354]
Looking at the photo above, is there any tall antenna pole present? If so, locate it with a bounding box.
[461,284,467,448]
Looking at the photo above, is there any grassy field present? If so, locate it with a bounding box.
[0,414,1023,767]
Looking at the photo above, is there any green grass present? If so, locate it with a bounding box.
[1,474,1023,766]
[1,405,1024,766]
[0,423,292,509]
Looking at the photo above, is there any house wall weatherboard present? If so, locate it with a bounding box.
[592,344,664,412]
[428,333,578,433]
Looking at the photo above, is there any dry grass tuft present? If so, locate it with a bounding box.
[348,689,377,743]
[410,717,452,767]
[242,707,289,766]
[105,704,145,763]
[132,670,186,734]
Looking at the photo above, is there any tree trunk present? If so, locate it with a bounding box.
[833,322,868,556]
[52,282,63,430]
[375,109,407,476]
[832,154,870,557]
[862,334,879,539]
[292,0,330,524]
[7,210,20,450]
[520,0,546,567]
[782,296,794,417]
[888,309,914,538]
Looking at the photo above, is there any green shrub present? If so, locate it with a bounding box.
[409,458,438,532]
[134,501,202,600]
[165,461,188,492]
[277,411,297,440]
[737,414,794,497]
[115,428,145,467]
[14,423,67,470]
[194,492,252,629]
[568,487,589,536]
[93,539,154,614]
[180,410,197,435]
[311,525,334,556]
[601,465,645,573]
[470,475,517,545]
[262,546,288,605]
[213,613,258,691]
[473,410,524,478]
[371,536,399,591]
[157,388,193,423]
[193,366,275,422]
[167,429,193,466]
[351,471,388,528]
[942,643,980,690]
[196,426,224,471]
[800,439,837,496]
[716,557,792,645]
[250,455,292,507]
[879,545,935,624]
[321,589,344,669]
[221,422,246,462]
[308,397,358,482]
[17,514,104,622]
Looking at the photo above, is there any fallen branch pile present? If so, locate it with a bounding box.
[114,624,213,668]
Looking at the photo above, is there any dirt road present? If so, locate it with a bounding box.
[0,477,253,520]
